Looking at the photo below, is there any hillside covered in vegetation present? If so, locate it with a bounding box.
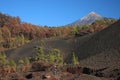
[0,12,116,51]
[0,12,120,80]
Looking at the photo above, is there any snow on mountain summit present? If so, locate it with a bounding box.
[67,12,103,26]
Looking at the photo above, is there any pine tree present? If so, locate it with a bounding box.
[16,35,21,46]
[49,49,64,65]
[23,57,30,65]
[72,52,79,65]
[35,46,45,61]
[9,59,16,67]
[18,59,24,65]
[71,27,78,35]
[0,29,2,43]
[40,39,45,46]
[21,34,25,45]
[0,52,9,66]
[49,52,55,64]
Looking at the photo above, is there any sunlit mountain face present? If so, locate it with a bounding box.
[67,12,103,26]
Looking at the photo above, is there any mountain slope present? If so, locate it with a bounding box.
[5,35,92,62]
[74,20,120,68]
[67,12,103,26]
[5,20,120,69]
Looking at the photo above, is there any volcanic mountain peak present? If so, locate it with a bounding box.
[89,11,96,14]
[81,11,102,19]
[88,11,99,15]
[67,11,103,26]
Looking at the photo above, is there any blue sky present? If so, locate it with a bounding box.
[0,0,120,26]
